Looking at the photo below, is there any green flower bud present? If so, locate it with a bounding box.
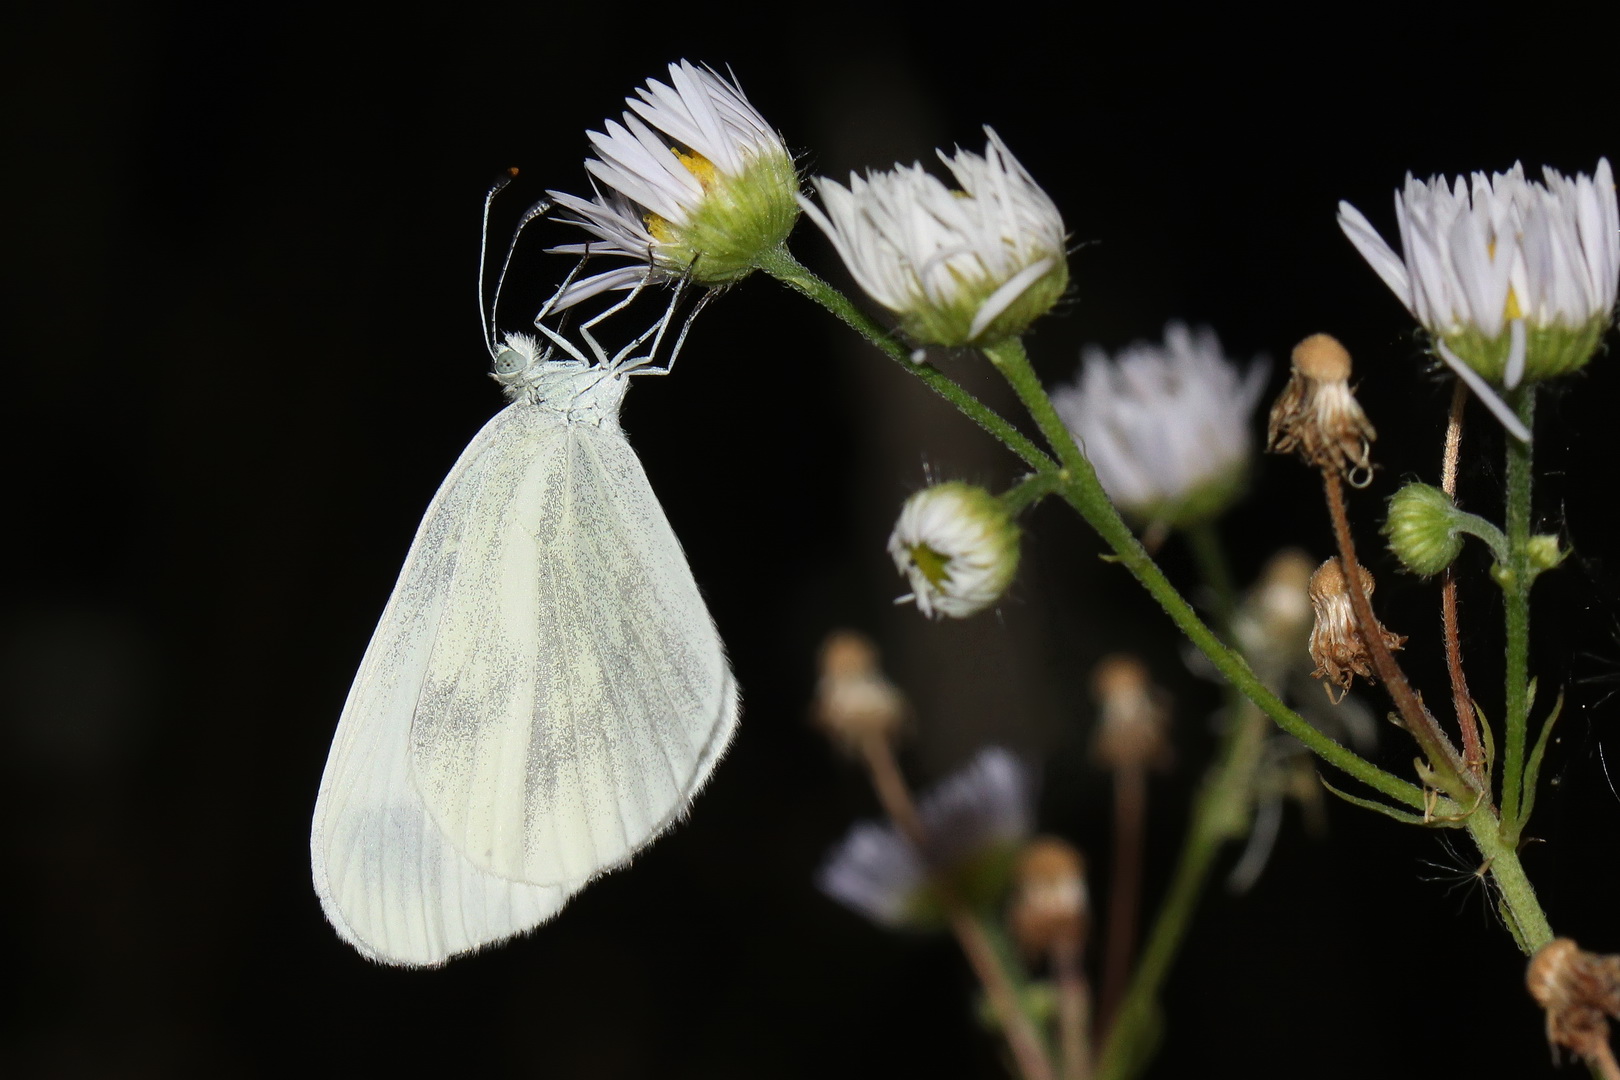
[1526,534,1566,573]
[1383,483,1463,576]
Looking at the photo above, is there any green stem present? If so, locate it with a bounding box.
[977,337,1424,810]
[1002,472,1059,516]
[1097,526,1267,1079]
[1500,387,1536,833]
[1465,804,1553,953]
[1452,510,1510,564]
[756,246,1055,472]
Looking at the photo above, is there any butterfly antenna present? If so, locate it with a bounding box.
[490,198,553,355]
[479,168,520,359]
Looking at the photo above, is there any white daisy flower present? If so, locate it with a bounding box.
[1338,160,1618,438]
[799,128,1068,347]
[888,482,1021,620]
[547,61,799,306]
[817,748,1034,929]
[1050,323,1267,529]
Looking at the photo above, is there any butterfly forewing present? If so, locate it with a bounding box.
[408,410,738,887]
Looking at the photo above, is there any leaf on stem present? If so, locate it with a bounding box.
[1319,777,1455,827]
[1513,689,1565,838]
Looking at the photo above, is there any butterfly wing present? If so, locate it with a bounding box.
[407,410,739,889]
[311,404,578,967]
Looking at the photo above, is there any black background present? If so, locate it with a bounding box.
[7,4,1620,1076]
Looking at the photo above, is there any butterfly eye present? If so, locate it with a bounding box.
[493,347,528,377]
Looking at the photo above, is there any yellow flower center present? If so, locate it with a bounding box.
[674,148,719,189]
[642,148,722,245]
[1486,237,1526,322]
[908,543,953,588]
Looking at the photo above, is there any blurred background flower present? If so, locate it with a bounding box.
[818,747,1034,929]
[1052,323,1267,534]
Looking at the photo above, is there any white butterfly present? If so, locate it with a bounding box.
[311,273,738,967]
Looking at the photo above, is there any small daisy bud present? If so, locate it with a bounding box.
[1527,938,1620,1067]
[812,630,908,750]
[1266,333,1378,484]
[547,61,800,304]
[1527,534,1567,573]
[801,129,1068,348]
[889,482,1021,619]
[1090,655,1172,771]
[1307,558,1405,701]
[1383,483,1465,577]
[1010,837,1089,958]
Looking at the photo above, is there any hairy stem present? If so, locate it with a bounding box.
[757,246,1055,471]
[1501,387,1537,833]
[1440,382,1487,785]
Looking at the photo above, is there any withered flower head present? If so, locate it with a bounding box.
[1307,558,1405,702]
[1266,333,1378,486]
[1527,938,1620,1068]
[1010,836,1089,958]
[1090,654,1173,771]
[812,630,908,750]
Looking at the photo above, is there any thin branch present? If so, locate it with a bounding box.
[1439,382,1487,787]
[859,736,1056,1080]
[1319,469,1474,798]
[1052,937,1093,1080]
[1100,764,1147,1035]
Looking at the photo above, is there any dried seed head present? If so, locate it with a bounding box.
[1090,654,1173,771]
[1010,836,1089,958]
[1307,558,1405,701]
[813,630,908,750]
[1527,938,1620,1066]
[1266,333,1378,486]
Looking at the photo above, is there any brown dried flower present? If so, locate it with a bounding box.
[1010,836,1089,958]
[1307,558,1405,702]
[1527,938,1620,1072]
[1266,333,1378,486]
[1090,654,1172,771]
[812,630,908,750]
